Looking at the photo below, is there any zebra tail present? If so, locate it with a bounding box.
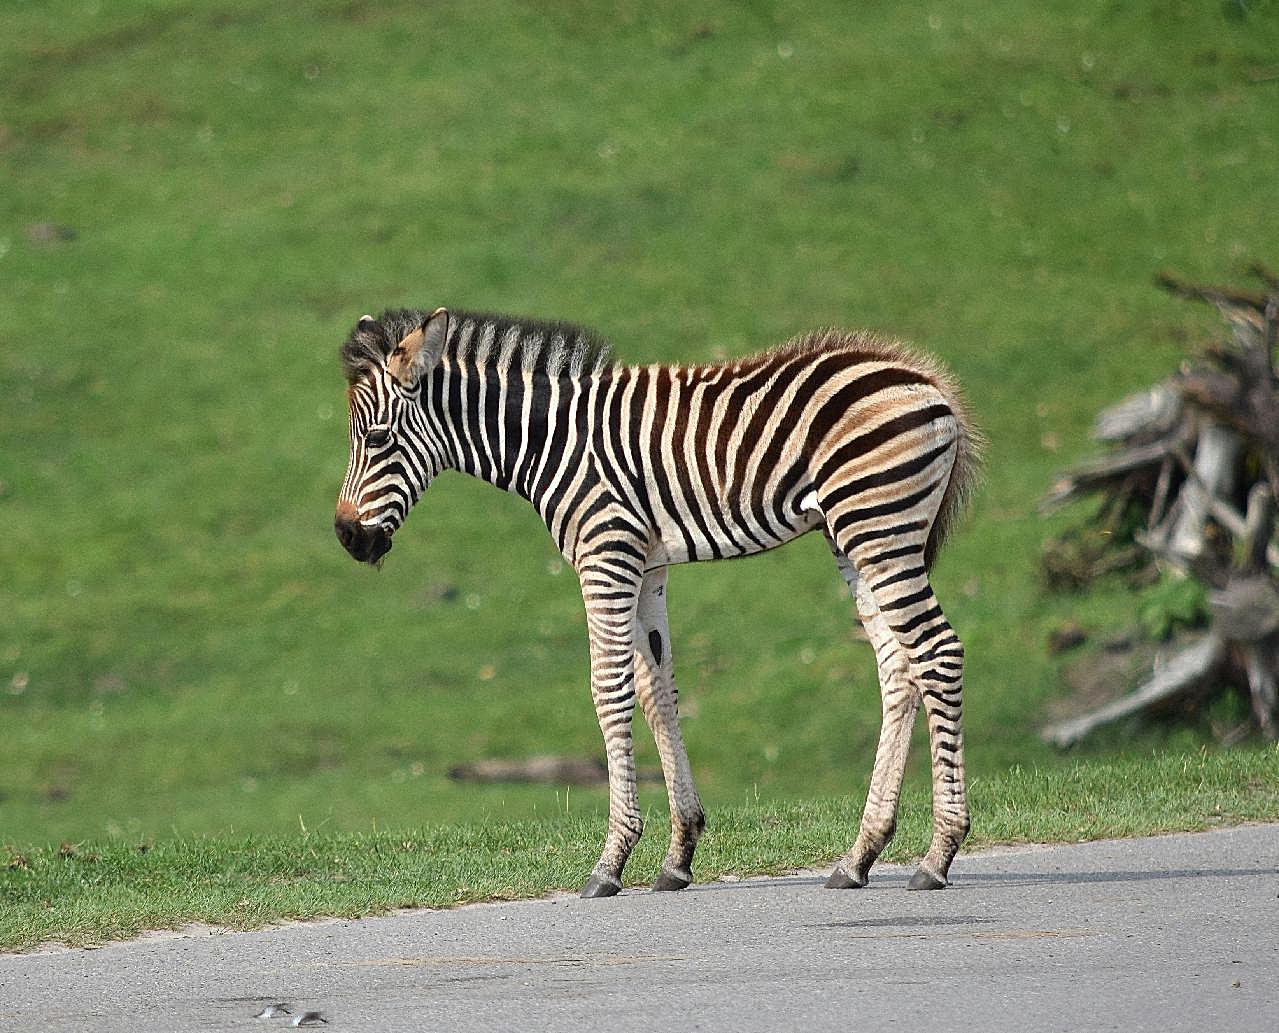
[923,387,986,571]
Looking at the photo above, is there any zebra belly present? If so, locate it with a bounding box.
[648,497,824,565]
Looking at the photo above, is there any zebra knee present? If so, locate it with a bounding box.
[914,650,964,707]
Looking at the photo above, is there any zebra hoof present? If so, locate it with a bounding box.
[824,866,867,890]
[907,867,947,891]
[651,870,691,892]
[580,875,622,899]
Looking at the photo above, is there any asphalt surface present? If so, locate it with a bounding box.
[2,823,1276,1032]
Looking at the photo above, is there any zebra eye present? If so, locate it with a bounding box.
[364,425,392,448]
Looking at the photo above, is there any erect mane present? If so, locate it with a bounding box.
[340,308,614,385]
[768,327,918,363]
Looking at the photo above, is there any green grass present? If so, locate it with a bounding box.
[3,2,1279,867]
[3,747,1275,952]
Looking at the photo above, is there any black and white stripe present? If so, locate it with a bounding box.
[336,308,982,895]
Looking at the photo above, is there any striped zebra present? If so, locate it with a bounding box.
[335,307,982,897]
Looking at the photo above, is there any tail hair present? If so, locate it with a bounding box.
[924,389,985,570]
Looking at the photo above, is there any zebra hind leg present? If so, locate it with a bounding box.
[824,540,921,889]
[860,555,969,890]
[632,567,705,891]
[903,584,969,890]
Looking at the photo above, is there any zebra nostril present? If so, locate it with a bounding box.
[334,511,392,565]
[334,513,362,552]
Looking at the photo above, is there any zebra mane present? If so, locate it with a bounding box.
[340,308,615,385]
[771,327,963,393]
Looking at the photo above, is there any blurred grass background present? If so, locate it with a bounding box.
[3,0,1277,846]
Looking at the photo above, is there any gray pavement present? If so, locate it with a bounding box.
[2,823,1276,1032]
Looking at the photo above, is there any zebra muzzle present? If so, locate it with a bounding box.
[334,507,393,566]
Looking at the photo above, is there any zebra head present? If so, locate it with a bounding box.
[334,308,451,566]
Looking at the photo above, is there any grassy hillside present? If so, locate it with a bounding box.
[3,0,1277,846]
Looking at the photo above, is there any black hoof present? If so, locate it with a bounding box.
[652,870,691,892]
[824,866,867,889]
[580,875,622,899]
[907,867,947,891]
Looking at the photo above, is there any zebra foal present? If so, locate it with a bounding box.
[335,307,982,896]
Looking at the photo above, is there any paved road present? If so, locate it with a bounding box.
[2,824,1276,1032]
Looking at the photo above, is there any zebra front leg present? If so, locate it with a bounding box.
[826,557,921,889]
[633,567,705,891]
[578,562,643,899]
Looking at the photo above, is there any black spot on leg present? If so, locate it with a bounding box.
[648,630,664,667]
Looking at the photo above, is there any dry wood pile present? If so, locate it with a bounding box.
[1041,267,1279,747]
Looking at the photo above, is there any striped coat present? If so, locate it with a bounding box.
[336,308,981,896]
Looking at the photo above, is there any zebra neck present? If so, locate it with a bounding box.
[432,359,597,508]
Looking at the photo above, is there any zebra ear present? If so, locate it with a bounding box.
[388,308,449,386]
[421,307,449,366]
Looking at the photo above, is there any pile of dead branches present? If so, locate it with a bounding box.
[1041,266,1279,747]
